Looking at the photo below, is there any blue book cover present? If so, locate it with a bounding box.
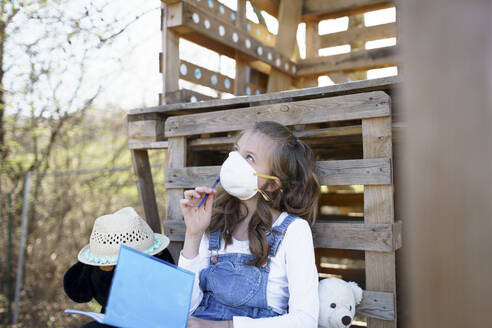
[103,245,194,328]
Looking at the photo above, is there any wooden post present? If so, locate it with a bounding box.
[362,116,396,328]
[347,15,367,81]
[304,20,319,88]
[399,0,492,327]
[162,2,180,104]
[166,137,187,260]
[234,0,247,96]
[267,0,302,92]
[131,150,161,233]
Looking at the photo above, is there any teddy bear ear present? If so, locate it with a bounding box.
[348,281,363,304]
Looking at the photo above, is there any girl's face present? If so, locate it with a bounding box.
[233,130,277,192]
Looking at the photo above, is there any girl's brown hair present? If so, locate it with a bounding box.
[208,121,320,267]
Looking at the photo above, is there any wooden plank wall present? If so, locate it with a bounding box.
[160,90,400,324]
[399,0,492,327]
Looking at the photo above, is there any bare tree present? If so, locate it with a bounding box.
[0,1,159,325]
[1,0,158,210]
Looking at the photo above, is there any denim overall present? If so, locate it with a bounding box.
[192,214,298,321]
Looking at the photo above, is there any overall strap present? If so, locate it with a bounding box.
[268,214,298,257]
[208,229,222,251]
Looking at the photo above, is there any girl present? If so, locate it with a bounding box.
[179,121,320,328]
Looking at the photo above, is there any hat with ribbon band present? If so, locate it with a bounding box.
[78,207,170,266]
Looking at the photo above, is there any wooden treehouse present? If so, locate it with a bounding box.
[127,0,402,327]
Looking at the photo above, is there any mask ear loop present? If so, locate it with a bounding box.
[253,173,280,202]
[253,188,272,201]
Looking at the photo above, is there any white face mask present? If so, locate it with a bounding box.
[219,151,279,201]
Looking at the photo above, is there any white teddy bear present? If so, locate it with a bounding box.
[318,277,363,328]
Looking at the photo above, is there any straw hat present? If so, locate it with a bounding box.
[78,207,170,266]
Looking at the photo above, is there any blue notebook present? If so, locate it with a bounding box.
[66,245,194,328]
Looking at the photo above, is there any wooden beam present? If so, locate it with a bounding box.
[249,0,280,18]
[357,290,394,321]
[234,0,248,96]
[164,158,392,188]
[165,88,215,104]
[167,1,296,76]
[128,141,169,150]
[297,46,398,77]
[304,20,320,87]
[313,221,401,252]
[347,15,367,81]
[131,150,161,233]
[179,60,236,94]
[129,76,399,115]
[161,2,180,104]
[362,116,396,328]
[165,91,390,137]
[161,0,181,4]
[303,0,394,21]
[167,137,187,222]
[317,157,392,185]
[127,115,165,142]
[328,72,352,84]
[126,123,399,150]
[163,219,401,253]
[180,0,276,47]
[267,0,302,92]
[251,0,394,22]
[319,23,397,49]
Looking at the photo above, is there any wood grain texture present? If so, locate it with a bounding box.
[182,0,276,47]
[128,141,169,150]
[178,60,241,94]
[164,158,391,188]
[163,219,401,252]
[164,88,215,104]
[165,91,390,137]
[249,0,280,18]
[328,72,352,84]
[127,119,165,142]
[297,46,397,77]
[303,0,394,20]
[362,116,396,328]
[319,23,396,49]
[312,221,401,252]
[303,20,320,87]
[317,157,392,186]
[169,1,296,76]
[128,123,401,150]
[357,290,395,321]
[266,0,301,92]
[234,0,247,96]
[250,0,394,21]
[162,2,180,103]
[129,76,399,115]
[167,137,187,221]
[131,150,161,233]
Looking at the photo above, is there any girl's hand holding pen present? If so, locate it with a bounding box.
[180,186,217,237]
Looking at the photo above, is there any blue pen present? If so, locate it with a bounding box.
[197,177,220,209]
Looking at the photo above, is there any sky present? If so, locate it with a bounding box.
[83,1,397,110]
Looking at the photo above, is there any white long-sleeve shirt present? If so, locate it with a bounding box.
[178,212,319,328]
